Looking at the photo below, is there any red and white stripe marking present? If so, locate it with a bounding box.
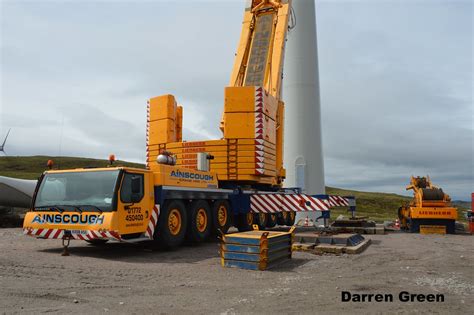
[146,100,150,169]
[145,204,160,239]
[328,195,349,207]
[24,205,160,242]
[251,194,282,213]
[71,230,121,241]
[250,194,329,213]
[23,228,64,239]
[23,228,121,241]
[255,86,265,175]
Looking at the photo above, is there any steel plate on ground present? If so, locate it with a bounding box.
[220,228,294,271]
[221,239,290,254]
[223,230,291,246]
[222,247,291,262]
[222,255,290,271]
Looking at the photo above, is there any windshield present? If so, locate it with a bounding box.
[34,170,120,212]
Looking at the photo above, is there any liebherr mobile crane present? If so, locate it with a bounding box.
[398,176,458,234]
[23,0,332,248]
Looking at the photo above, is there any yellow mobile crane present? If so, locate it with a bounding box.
[146,0,291,186]
[23,0,330,248]
[398,176,458,234]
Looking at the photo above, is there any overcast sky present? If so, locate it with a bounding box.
[1,0,472,200]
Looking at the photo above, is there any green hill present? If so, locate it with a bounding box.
[326,186,411,222]
[0,156,468,223]
[0,156,143,180]
[326,187,469,223]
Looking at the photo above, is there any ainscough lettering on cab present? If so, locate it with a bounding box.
[170,170,213,181]
[32,214,105,225]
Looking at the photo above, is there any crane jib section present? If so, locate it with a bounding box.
[245,13,274,87]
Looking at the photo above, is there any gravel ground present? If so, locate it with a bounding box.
[0,228,472,314]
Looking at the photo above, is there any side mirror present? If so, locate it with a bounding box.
[131,177,141,194]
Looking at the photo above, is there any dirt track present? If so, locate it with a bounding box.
[0,228,472,314]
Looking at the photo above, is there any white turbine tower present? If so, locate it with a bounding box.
[283,0,325,224]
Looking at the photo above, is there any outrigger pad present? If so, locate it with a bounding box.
[220,230,293,271]
[294,232,366,247]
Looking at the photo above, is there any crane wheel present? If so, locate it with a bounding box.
[408,218,418,233]
[397,207,403,221]
[212,200,232,234]
[154,200,187,249]
[266,213,278,228]
[255,212,268,230]
[286,211,296,226]
[186,200,211,243]
[277,211,288,225]
[237,212,254,232]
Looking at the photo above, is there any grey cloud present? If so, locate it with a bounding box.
[1,0,472,200]
[316,0,473,199]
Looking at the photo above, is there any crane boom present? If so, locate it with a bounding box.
[23,0,340,250]
[146,0,292,188]
[230,0,291,100]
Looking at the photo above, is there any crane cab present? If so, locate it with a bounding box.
[23,167,153,241]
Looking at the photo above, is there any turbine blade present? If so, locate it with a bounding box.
[1,129,10,147]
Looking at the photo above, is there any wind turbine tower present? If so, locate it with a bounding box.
[283,0,325,224]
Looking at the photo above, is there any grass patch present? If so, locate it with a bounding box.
[0,156,468,223]
[326,186,411,222]
[326,186,469,223]
[0,156,144,180]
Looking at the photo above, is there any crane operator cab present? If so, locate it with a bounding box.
[23,167,153,241]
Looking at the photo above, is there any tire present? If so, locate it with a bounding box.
[237,212,254,232]
[397,207,403,221]
[409,218,419,233]
[398,207,407,230]
[286,211,296,226]
[154,200,187,249]
[86,239,108,246]
[255,212,268,230]
[446,220,455,234]
[212,200,232,234]
[266,213,277,228]
[277,211,289,225]
[186,200,211,243]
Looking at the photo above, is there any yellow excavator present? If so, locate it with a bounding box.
[398,176,457,234]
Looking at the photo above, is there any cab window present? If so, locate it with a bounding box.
[120,173,144,203]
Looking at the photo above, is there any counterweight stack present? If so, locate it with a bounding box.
[147,0,292,187]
